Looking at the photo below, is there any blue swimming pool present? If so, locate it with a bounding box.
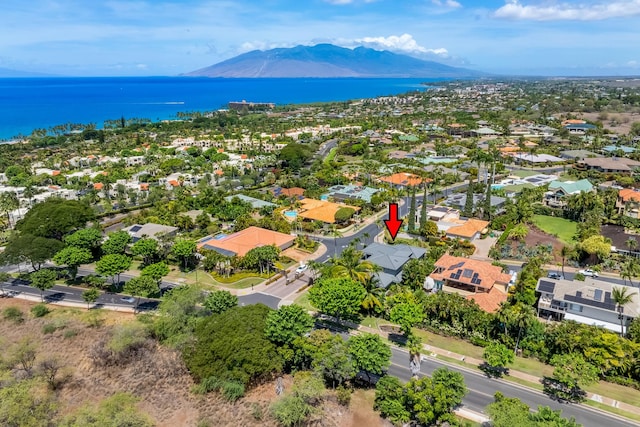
[284,210,297,218]
[213,233,228,240]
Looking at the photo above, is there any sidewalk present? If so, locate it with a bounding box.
[9,292,136,313]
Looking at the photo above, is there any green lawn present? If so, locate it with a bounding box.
[293,291,315,311]
[324,147,338,164]
[531,215,577,244]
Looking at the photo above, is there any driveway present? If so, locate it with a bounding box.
[470,233,499,261]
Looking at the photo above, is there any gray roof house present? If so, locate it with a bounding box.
[325,184,379,203]
[445,193,507,214]
[123,223,179,242]
[362,242,427,288]
[224,194,277,209]
[536,278,639,333]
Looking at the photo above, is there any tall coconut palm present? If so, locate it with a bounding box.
[560,245,573,277]
[328,246,381,284]
[0,192,19,229]
[361,275,384,316]
[612,286,638,336]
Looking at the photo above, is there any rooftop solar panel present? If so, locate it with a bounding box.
[130,225,142,233]
[538,280,556,293]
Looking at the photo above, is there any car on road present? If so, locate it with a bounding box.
[120,296,135,303]
[578,269,599,277]
[295,264,308,274]
[547,272,564,280]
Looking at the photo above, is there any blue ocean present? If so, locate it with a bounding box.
[0,77,441,140]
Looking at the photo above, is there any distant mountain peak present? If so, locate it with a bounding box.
[183,44,483,78]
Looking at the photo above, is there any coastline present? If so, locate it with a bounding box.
[0,76,441,141]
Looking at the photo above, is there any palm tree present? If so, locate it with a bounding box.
[328,246,381,284]
[361,275,384,316]
[625,237,638,255]
[621,257,640,287]
[612,286,638,336]
[513,304,536,355]
[0,192,19,229]
[407,333,423,379]
[329,225,343,257]
[560,246,572,278]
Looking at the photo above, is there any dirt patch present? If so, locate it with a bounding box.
[282,247,314,262]
[344,389,389,427]
[570,111,640,135]
[505,226,564,264]
[0,298,385,427]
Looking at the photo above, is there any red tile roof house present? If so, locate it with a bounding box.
[197,226,295,257]
[616,188,640,219]
[428,254,512,312]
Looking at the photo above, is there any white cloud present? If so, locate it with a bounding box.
[238,41,300,53]
[495,0,640,21]
[353,34,449,56]
[431,0,463,9]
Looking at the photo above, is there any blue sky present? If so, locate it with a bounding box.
[1,0,639,76]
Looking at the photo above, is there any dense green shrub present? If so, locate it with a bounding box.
[183,304,283,386]
[31,304,50,318]
[221,381,245,402]
[2,307,24,324]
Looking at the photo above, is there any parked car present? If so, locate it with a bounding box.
[547,272,564,280]
[120,296,135,303]
[578,269,598,277]
[295,264,308,274]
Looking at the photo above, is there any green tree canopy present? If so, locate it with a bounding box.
[140,262,170,282]
[95,254,132,284]
[549,352,599,401]
[578,235,611,260]
[483,342,514,377]
[64,227,103,251]
[16,198,95,240]
[348,333,392,380]
[53,246,93,280]
[171,238,197,270]
[203,290,238,315]
[101,230,132,255]
[400,258,432,290]
[0,234,64,271]
[0,378,56,427]
[334,207,356,223]
[82,288,101,309]
[389,300,424,336]
[29,268,57,301]
[131,237,159,265]
[123,276,159,310]
[153,285,204,348]
[308,277,366,320]
[375,368,466,426]
[278,143,313,171]
[184,304,283,386]
[488,392,581,427]
[265,304,314,346]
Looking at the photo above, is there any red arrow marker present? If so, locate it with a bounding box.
[384,203,403,241]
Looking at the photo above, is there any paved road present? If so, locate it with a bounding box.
[3,277,636,426]
[1,277,160,311]
[386,345,636,427]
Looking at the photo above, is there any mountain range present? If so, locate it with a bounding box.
[184,44,483,78]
